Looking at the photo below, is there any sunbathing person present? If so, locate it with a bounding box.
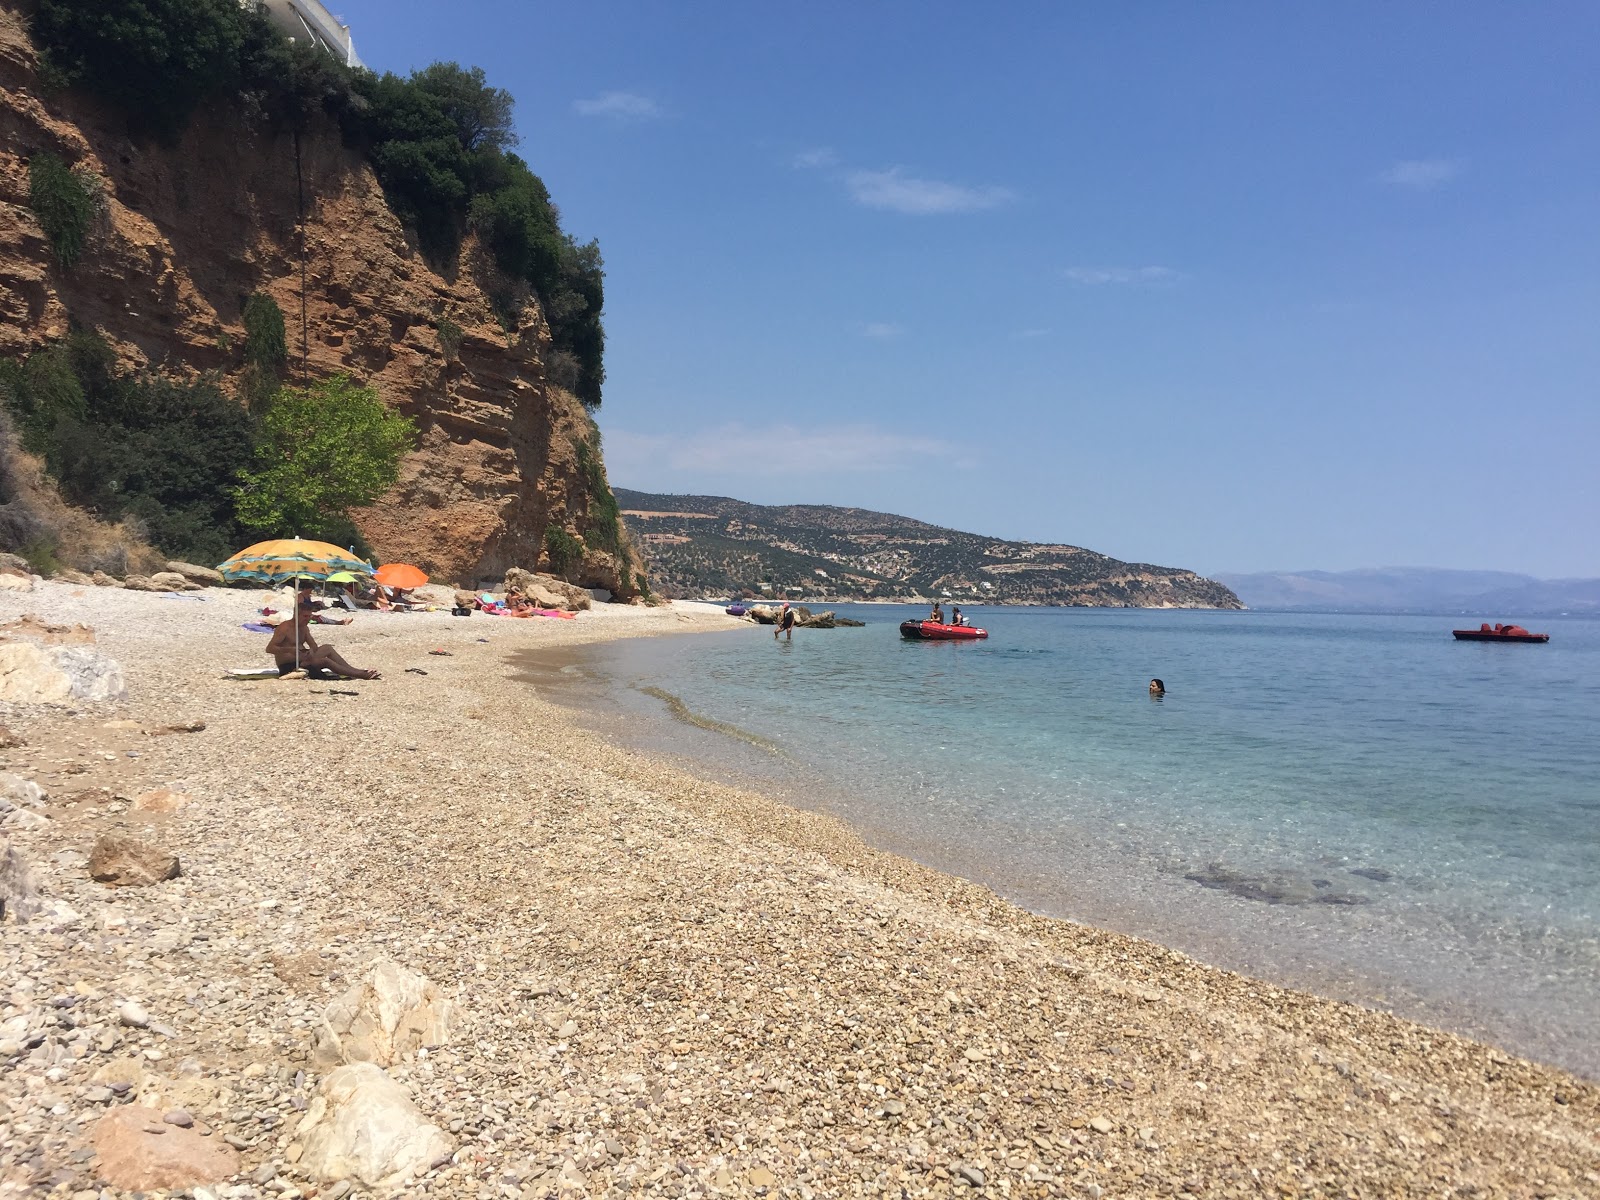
[265,586,380,679]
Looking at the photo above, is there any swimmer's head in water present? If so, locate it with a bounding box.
[1149,678,1165,694]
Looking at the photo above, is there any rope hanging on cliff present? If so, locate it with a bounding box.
[294,130,310,384]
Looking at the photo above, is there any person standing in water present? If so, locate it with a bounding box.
[775,602,797,641]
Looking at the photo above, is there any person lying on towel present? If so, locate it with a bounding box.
[265,584,381,679]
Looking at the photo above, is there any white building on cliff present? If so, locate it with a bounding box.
[257,0,362,69]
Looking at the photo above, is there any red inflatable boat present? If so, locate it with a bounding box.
[1452,623,1549,643]
[900,620,987,641]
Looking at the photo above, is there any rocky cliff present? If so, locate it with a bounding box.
[0,3,637,593]
[617,489,1243,609]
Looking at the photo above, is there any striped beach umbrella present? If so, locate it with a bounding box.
[216,538,374,585]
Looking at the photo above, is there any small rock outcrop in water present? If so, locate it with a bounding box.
[89,1105,240,1191]
[295,1062,454,1187]
[745,604,864,629]
[313,959,454,1068]
[88,834,180,887]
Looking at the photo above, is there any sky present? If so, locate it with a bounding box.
[336,2,1599,577]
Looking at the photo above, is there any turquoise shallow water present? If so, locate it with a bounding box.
[526,606,1600,1077]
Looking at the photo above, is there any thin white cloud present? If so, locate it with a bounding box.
[1380,158,1463,189]
[606,423,962,478]
[792,147,838,169]
[861,322,903,339]
[573,91,661,120]
[846,167,1014,215]
[1063,266,1182,286]
[1011,327,1050,340]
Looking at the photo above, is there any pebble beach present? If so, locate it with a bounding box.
[0,582,1596,1200]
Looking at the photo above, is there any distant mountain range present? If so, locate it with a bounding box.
[617,489,1242,609]
[1214,568,1600,614]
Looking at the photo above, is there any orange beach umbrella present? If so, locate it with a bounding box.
[374,562,428,590]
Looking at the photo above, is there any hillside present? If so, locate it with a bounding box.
[1216,567,1600,614]
[617,489,1242,608]
[0,2,639,594]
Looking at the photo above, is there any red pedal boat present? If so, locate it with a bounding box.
[1452,623,1549,643]
[900,620,987,641]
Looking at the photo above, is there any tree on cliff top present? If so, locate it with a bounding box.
[234,376,415,540]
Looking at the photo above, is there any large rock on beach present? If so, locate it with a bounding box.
[164,560,224,586]
[148,570,199,591]
[0,836,39,923]
[0,642,126,703]
[88,834,180,887]
[313,959,454,1068]
[120,574,166,591]
[295,1062,454,1187]
[90,1104,239,1191]
[0,552,33,575]
[0,572,33,591]
[503,567,591,611]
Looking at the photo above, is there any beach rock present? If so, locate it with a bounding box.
[0,725,21,749]
[90,571,121,587]
[0,836,39,923]
[148,571,199,591]
[0,572,33,591]
[577,548,625,597]
[88,834,180,887]
[0,614,97,644]
[0,552,33,575]
[52,568,94,586]
[502,568,591,611]
[0,772,45,809]
[313,959,454,1068]
[131,788,195,814]
[164,560,224,586]
[0,642,127,703]
[121,574,166,591]
[90,1104,239,1191]
[295,1062,454,1187]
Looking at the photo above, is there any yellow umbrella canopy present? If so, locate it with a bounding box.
[216,538,374,584]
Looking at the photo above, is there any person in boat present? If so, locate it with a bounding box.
[950,606,965,627]
[775,601,797,641]
[1149,678,1165,696]
[265,584,380,679]
[930,601,945,624]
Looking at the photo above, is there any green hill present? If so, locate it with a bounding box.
[616,489,1241,609]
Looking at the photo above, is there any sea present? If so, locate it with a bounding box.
[518,606,1600,1079]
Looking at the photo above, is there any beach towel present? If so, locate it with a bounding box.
[242,622,272,634]
[224,666,281,680]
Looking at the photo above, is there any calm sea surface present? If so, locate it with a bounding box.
[519,606,1600,1077]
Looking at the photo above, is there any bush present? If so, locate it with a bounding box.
[0,333,254,564]
[573,434,620,555]
[436,318,463,363]
[543,526,583,581]
[234,374,415,538]
[27,153,98,268]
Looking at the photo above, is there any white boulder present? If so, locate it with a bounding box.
[295,1062,453,1187]
[313,959,454,1068]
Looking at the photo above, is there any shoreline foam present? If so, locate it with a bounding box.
[1,581,1596,1197]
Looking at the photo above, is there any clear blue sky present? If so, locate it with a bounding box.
[338,2,1598,577]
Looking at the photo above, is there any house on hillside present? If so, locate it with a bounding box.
[257,0,362,69]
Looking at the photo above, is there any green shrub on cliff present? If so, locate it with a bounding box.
[234,375,415,539]
[27,153,99,269]
[543,526,584,581]
[0,333,253,564]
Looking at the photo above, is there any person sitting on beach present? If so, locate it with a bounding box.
[265,585,380,679]
[1149,677,1165,696]
[775,602,798,641]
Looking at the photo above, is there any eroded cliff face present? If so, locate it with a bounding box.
[0,3,636,592]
